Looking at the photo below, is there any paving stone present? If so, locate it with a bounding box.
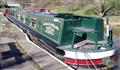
[0,44,10,52]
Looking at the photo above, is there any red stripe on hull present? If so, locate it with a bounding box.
[64,58,103,65]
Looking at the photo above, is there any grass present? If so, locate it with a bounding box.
[15,43,27,55]
[16,42,43,70]
[112,25,120,37]
[53,6,70,13]
[109,16,120,37]
[30,59,43,70]
[109,16,120,25]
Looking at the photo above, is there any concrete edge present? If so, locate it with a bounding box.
[10,17,74,70]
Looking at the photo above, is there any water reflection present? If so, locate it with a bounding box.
[113,26,120,70]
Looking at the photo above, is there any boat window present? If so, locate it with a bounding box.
[23,15,26,23]
[16,14,19,18]
[31,18,37,28]
[18,14,20,20]
[74,33,87,43]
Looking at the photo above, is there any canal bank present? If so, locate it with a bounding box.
[1,12,73,70]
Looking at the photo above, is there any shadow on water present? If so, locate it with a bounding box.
[111,26,120,70]
[112,46,120,70]
[113,36,120,69]
[0,43,31,69]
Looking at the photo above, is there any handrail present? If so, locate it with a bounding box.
[73,27,96,33]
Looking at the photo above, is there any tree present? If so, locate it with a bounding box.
[0,1,8,8]
[84,0,120,17]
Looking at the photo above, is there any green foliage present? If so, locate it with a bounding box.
[113,26,120,36]
[49,0,62,6]
[109,16,120,25]
[0,2,8,8]
[54,6,70,13]
[83,0,120,17]
[54,5,82,14]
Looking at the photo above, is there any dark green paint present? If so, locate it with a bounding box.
[8,9,106,50]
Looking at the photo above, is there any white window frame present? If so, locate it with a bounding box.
[30,17,37,28]
[23,15,26,23]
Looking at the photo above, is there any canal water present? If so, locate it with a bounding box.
[113,26,120,70]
